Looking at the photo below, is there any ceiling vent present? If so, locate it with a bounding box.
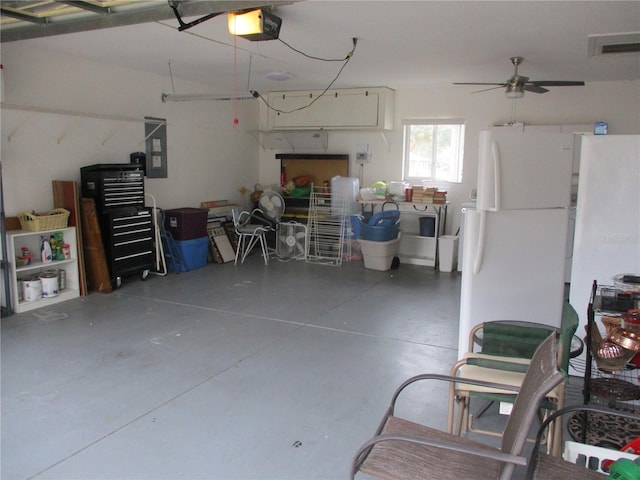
[588,32,640,57]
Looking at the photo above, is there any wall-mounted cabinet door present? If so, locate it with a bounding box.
[267,87,394,130]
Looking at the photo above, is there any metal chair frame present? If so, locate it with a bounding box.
[232,208,271,265]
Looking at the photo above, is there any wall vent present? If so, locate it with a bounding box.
[588,32,640,57]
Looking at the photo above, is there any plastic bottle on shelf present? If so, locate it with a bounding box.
[41,237,52,263]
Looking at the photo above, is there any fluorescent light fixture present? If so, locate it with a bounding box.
[266,71,293,81]
[161,93,257,102]
[228,9,281,41]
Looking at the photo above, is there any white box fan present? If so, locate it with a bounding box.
[277,222,307,260]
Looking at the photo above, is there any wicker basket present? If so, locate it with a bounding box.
[17,209,70,232]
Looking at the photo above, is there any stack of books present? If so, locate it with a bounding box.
[409,188,447,204]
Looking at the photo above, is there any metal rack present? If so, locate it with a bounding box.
[584,280,640,409]
[305,189,347,266]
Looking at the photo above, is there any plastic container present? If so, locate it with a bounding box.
[331,176,360,215]
[419,216,436,237]
[359,234,401,271]
[164,208,208,240]
[438,235,459,272]
[168,236,209,272]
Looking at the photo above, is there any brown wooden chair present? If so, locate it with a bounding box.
[351,334,563,480]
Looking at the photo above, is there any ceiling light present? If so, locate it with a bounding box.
[505,85,524,99]
[266,71,293,81]
[228,9,282,41]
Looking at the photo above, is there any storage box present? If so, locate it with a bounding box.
[358,235,401,271]
[164,208,208,240]
[168,236,209,272]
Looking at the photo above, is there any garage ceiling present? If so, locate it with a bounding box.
[1,1,639,96]
[0,1,295,40]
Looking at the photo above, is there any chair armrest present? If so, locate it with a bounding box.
[389,373,519,415]
[525,404,640,480]
[452,353,531,375]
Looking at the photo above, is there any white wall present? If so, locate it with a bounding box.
[1,42,261,216]
[2,41,639,236]
[258,81,640,234]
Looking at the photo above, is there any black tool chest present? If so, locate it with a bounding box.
[81,164,154,288]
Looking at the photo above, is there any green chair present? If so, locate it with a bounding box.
[448,302,579,456]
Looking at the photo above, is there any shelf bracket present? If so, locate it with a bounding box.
[380,130,390,151]
[7,112,32,142]
[102,122,126,146]
[57,118,82,144]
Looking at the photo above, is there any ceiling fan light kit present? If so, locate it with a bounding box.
[505,85,525,99]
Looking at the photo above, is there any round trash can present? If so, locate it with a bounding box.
[438,235,459,272]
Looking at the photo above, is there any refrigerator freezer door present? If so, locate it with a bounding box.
[477,131,574,211]
[458,208,569,358]
[569,135,640,349]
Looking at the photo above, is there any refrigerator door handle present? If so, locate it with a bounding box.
[473,210,486,275]
[492,140,501,212]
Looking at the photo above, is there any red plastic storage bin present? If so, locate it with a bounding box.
[164,208,208,240]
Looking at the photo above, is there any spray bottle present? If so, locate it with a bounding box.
[41,236,53,263]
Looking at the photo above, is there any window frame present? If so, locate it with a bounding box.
[401,118,465,184]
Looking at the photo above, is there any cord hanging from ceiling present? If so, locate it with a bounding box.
[252,37,358,114]
[233,32,239,126]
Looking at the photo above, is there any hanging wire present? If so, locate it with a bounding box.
[233,32,239,126]
[168,60,176,94]
[253,37,358,114]
[277,37,352,62]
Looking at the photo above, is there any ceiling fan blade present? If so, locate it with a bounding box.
[472,85,507,94]
[528,81,585,86]
[523,84,549,94]
[453,82,505,86]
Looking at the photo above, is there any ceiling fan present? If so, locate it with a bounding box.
[454,57,585,98]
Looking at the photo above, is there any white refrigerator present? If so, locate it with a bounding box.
[458,130,574,358]
[569,135,640,348]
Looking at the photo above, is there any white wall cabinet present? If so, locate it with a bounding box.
[266,87,394,131]
[6,226,80,313]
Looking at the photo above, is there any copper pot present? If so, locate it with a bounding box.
[609,327,640,352]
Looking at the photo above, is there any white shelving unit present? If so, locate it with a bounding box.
[359,201,448,268]
[6,226,80,313]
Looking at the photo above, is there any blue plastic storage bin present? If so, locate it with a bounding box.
[168,236,209,272]
[359,209,400,241]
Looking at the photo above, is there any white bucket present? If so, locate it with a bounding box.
[39,273,59,298]
[23,279,42,302]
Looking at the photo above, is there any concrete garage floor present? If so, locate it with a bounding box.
[1,256,575,479]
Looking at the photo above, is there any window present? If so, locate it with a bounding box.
[402,119,465,183]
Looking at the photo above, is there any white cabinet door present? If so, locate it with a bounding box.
[267,87,394,130]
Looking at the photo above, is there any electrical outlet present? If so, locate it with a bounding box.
[356,143,371,163]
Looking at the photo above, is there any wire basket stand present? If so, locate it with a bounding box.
[305,188,347,266]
